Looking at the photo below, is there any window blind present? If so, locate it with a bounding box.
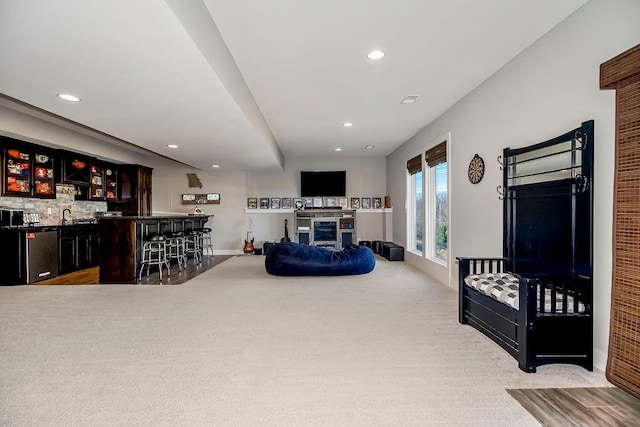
[406,154,422,175]
[425,142,447,168]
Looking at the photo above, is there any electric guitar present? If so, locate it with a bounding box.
[281,219,291,243]
[243,219,255,253]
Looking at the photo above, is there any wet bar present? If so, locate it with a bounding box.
[99,214,212,284]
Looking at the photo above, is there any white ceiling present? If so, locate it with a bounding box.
[0,0,588,171]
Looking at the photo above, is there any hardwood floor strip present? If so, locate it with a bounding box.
[32,255,234,286]
[136,255,233,285]
[508,387,640,427]
[35,267,99,285]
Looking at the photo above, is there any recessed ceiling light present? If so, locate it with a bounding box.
[335,148,342,152]
[167,144,178,148]
[343,122,353,127]
[365,145,375,149]
[57,93,81,102]
[367,50,385,60]
[401,94,421,104]
[211,164,220,168]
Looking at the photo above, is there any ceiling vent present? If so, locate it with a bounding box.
[401,94,421,104]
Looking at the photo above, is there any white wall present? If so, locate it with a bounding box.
[149,154,389,253]
[386,0,640,371]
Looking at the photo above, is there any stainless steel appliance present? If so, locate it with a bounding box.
[0,208,24,227]
[24,228,58,283]
[0,226,58,284]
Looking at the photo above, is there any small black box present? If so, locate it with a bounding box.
[263,242,275,255]
[382,242,404,261]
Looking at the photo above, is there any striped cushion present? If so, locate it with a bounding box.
[464,273,585,313]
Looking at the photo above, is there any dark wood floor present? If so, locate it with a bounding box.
[508,387,640,426]
[137,255,233,285]
[35,255,233,285]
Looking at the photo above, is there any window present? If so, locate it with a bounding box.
[433,163,448,261]
[425,142,448,263]
[406,140,448,263]
[406,154,423,254]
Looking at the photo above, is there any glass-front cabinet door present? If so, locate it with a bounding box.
[90,164,104,200]
[3,145,31,196]
[1,138,56,198]
[104,165,118,200]
[33,150,55,197]
[62,153,91,185]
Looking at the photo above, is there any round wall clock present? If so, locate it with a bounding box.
[468,154,485,184]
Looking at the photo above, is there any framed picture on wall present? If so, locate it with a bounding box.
[260,197,270,209]
[303,197,313,208]
[338,197,348,209]
[293,197,303,209]
[281,197,292,209]
[324,197,336,207]
[247,197,257,209]
[372,197,382,209]
[361,197,371,209]
[271,197,281,209]
[351,197,360,209]
[313,197,323,208]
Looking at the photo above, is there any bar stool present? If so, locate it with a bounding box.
[165,231,187,271]
[185,230,202,265]
[138,235,170,282]
[199,227,214,258]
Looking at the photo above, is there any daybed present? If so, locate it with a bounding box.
[458,120,594,373]
[265,242,375,276]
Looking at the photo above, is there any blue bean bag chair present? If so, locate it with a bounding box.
[265,242,375,276]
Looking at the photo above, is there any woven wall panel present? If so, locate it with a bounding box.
[607,72,640,399]
[600,44,640,89]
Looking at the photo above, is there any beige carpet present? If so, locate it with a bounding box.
[0,256,609,426]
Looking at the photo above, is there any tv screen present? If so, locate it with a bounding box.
[300,171,346,197]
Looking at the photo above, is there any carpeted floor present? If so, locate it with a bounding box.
[0,256,610,426]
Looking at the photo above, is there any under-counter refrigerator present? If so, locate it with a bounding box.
[0,228,58,285]
[24,228,58,283]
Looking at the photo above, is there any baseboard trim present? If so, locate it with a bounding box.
[214,249,246,256]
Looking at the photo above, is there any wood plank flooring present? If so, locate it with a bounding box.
[507,387,640,426]
[34,255,234,285]
[35,267,100,285]
[137,255,233,285]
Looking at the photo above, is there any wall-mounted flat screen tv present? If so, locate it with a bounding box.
[300,171,346,197]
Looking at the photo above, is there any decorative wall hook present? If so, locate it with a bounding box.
[497,155,504,170]
[574,130,587,150]
[575,174,588,193]
[497,185,505,200]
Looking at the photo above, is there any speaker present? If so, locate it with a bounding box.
[298,233,310,245]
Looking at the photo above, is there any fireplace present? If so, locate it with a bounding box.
[313,220,338,246]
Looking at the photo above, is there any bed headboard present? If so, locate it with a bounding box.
[502,120,594,281]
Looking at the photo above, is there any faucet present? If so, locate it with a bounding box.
[62,208,71,225]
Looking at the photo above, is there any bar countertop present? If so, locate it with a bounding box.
[99,214,212,220]
[99,213,212,284]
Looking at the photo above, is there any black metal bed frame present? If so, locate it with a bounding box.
[458,120,594,373]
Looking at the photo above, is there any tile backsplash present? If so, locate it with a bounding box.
[0,184,107,225]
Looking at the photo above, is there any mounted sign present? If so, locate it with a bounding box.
[181,193,220,204]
